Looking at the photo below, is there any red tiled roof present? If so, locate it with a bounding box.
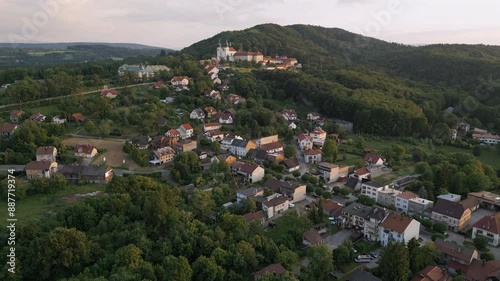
[473,133,500,140]
[204,122,221,128]
[100,89,118,96]
[29,113,45,122]
[10,110,25,117]
[263,196,288,208]
[363,153,384,163]
[473,213,500,235]
[261,142,283,151]
[254,263,286,279]
[304,149,322,156]
[464,258,500,281]
[434,238,477,263]
[411,266,452,281]
[354,167,370,176]
[171,76,189,82]
[0,123,17,134]
[25,160,53,170]
[380,212,414,233]
[182,123,193,130]
[240,163,259,174]
[303,229,323,245]
[298,133,311,142]
[74,144,97,154]
[36,146,56,156]
[242,210,265,223]
[71,113,85,121]
[167,129,180,136]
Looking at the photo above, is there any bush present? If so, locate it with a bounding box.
[339,188,350,197]
[392,165,400,171]
[301,174,311,182]
[474,237,489,251]
[480,252,495,261]
[309,177,318,185]
[275,174,283,180]
[433,223,447,234]
[421,219,433,229]
[472,145,482,156]
[431,233,446,241]
[315,188,324,196]
[322,191,333,199]
[292,171,301,177]
[306,184,315,193]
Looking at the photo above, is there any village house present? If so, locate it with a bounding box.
[151,136,177,149]
[376,187,402,208]
[302,229,323,247]
[70,113,86,123]
[279,181,307,203]
[236,187,264,204]
[304,149,322,164]
[255,135,279,148]
[149,146,176,165]
[157,117,168,127]
[463,258,500,281]
[262,195,289,218]
[236,162,265,183]
[282,109,297,121]
[36,146,57,162]
[177,123,194,139]
[431,199,472,232]
[0,123,18,136]
[99,89,119,98]
[154,81,165,89]
[363,153,385,165]
[379,212,420,246]
[306,198,344,220]
[280,158,300,173]
[254,263,286,280]
[231,139,256,157]
[53,115,66,124]
[310,127,327,146]
[59,165,113,184]
[317,162,349,183]
[133,135,151,150]
[29,113,46,123]
[74,144,98,158]
[307,112,320,121]
[203,122,222,133]
[364,207,388,242]
[288,122,297,130]
[171,76,190,86]
[203,106,218,118]
[473,133,500,145]
[166,129,181,139]
[205,90,221,100]
[10,110,25,123]
[408,197,434,217]
[353,167,371,180]
[242,210,266,225]
[216,154,237,165]
[228,94,246,104]
[25,160,58,179]
[361,181,390,201]
[342,202,372,231]
[395,191,419,213]
[260,141,284,154]
[190,108,205,120]
[205,65,219,75]
[438,193,462,203]
[246,149,269,164]
[467,191,500,211]
[221,135,236,151]
[175,139,197,154]
[217,112,233,124]
[434,238,478,273]
[472,213,500,246]
[297,133,313,151]
[205,130,224,142]
[411,266,452,281]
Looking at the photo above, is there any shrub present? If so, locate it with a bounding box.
[480,252,495,261]
[301,174,310,182]
[433,223,446,234]
[421,219,433,229]
[306,184,315,193]
[339,188,350,197]
[315,188,324,196]
[322,191,333,199]
[292,171,301,178]
[431,233,446,241]
[309,177,318,185]
[474,237,489,251]
[392,165,400,171]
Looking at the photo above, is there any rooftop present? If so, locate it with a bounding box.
[432,199,468,219]
[303,229,323,245]
[262,195,288,208]
[380,212,416,233]
[473,213,500,234]
[434,238,477,262]
[343,202,372,218]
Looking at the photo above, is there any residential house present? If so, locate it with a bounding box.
[254,263,286,280]
[282,109,297,121]
[279,181,306,203]
[177,124,194,139]
[216,154,237,165]
[205,130,224,142]
[288,122,297,130]
[396,191,419,213]
[166,129,181,139]
[463,258,500,281]
[361,181,389,201]
[231,139,256,157]
[99,89,119,98]
[205,65,219,75]
[264,178,283,193]
[154,81,165,89]
[25,160,58,179]
[74,144,98,158]
[437,193,461,203]
[10,110,25,123]
[467,191,500,211]
[29,113,46,123]
[149,146,176,165]
[317,162,349,183]
[304,149,322,164]
[342,202,372,231]
[307,112,320,121]
[473,133,500,145]
[81,165,113,184]
[364,207,388,242]
[203,122,222,133]
[70,113,86,123]
[461,197,480,212]
[118,64,170,78]
[431,199,471,232]
[212,77,222,85]
[408,198,434,217]
[297,133,313,150]
[205,90,221,100]
[228,94,246,104]
[151,136,176,149]
[353,167,370,180]
[236,162,265,183]
[302,229,323,247]
[280,158,300,173]
[171,76,190,86]
[221,135,236,151]
[53,115,66,124]
[236,187,264,204]
[134,135,151,150]
[434,238,478,272]
[306,198,344,220]
[379,212,420,246]
[175,139,197,154]
[262,195,289,218]
[363,153,385,165]
[157,117,168,126]
[0,124,18,136]
[472,213,500,246]
[217,112,233,124]
[36,146,57,162]
[190,108,205,120]
[243,210,266,225]
[203,106,218,118]
[310,127,327,146]
[246,149,268,164]
[411,266,452,281]
[260,142,284,154]
[255,135,279,148]
[377,187,402,208]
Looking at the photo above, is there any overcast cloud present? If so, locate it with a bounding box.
[1,0,499,49]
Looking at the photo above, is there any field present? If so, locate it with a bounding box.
[62,137,140,170]
[0,184,105,222]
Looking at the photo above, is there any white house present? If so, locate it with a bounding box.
[473,133,500,145]
[363,154,385,166]
[53,115,66,124]
[218,112,233,124]
[361,181,390,201]
[379,212,420,246]
[282,109,297,121]
[190,108,205,120]
[395,191,419,213]
[472,213,500,246]
[288,122,297,130]
[171,76,190,86]
[235,162,265,183]
[177,124,194,139]
[297,133,313,151]
[307,112,320,121]
[304,149,322,164]
[310,127,327,146]
[205,130,224,142]
[203,122,222,133]
[262,195,289,218]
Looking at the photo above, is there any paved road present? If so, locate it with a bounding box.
[0,165,25,172]
[292,137,309,175]
[0,82,154,109]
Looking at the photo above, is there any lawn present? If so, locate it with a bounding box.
[353,239,380,253]
[0,184,105,222]
[24,104,60,116]
[265,212,312,242]
[336,152,364,167]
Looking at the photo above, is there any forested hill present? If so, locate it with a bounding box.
[183,24,500,135]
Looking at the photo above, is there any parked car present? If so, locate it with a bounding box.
[355,255,372,263]
[369,252,377,259]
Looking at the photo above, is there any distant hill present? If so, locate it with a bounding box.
[0,42,173,50]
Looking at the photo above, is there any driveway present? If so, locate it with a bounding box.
[324,229,355,250]
[293,137,309,175]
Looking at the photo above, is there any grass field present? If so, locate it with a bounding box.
[0,184,105,222]
[24,104,60,115]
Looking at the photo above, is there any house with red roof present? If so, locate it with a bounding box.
[363,153,385,165]
[171,76,190,86]
[395,191,419,213]
[472,213,500,246]
[29,113,46,123]
[0,123,18,136]
[36,146,57,162]
[154,81,165,89]
[282,109,297,121]
[353,167,370,180]
[10,110,25,123]
[70,113,86,123]
[203,122,222,133]
[411,266,452,281]
[217,112,233,124]
[74,144,98,158]
[177,123,193,139]
[297,133,313,151]
[254,263,286,280]
[310,127,327,146]
[25,160,58,179]
[379,212,420,246]
[99,89,119,98]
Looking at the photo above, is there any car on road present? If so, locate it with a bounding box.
[369,252,378,259]
[355,255,372,263]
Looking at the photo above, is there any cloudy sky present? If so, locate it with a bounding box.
[1,0,499,49]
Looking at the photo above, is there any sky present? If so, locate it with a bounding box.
[1,0,499,50]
